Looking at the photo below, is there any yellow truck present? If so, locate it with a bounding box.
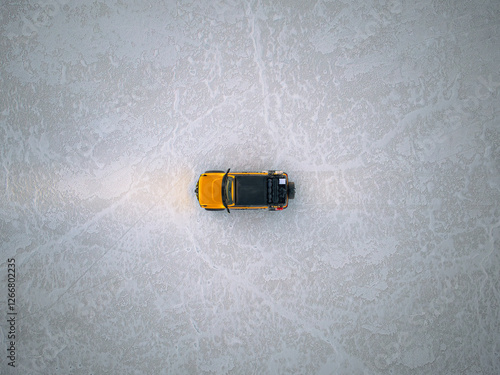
[195,169,295,212]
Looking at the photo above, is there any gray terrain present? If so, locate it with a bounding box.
[1,0,499,374]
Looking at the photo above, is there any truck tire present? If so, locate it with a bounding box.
[288,182,295,199]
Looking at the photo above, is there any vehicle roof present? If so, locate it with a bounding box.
[234,175,268,206]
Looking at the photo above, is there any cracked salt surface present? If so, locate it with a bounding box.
[1,0,499,374]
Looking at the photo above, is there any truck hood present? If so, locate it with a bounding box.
[198,173,224,207]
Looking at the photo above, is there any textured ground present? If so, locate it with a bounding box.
[1,0,499,374]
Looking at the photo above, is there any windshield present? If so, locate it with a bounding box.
[224,176,234,205]
[221,168,231,213]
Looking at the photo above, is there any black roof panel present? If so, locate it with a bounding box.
[234,175,268,206]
